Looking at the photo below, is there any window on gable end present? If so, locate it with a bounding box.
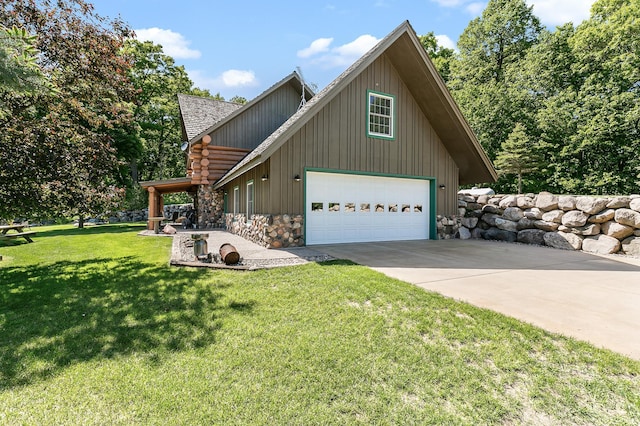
[367,90,395,140]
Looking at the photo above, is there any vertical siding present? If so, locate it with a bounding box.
[208,83,301,150]
[263,53,459,216]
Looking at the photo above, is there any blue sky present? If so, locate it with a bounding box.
[91,0,596,100]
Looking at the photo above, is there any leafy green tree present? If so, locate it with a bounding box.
[494,123,542,193]
[419,32,455,82]
[0,0,137,224]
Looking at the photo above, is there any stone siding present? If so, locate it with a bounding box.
[197,185,225,229]
[456,192,640,256]
[108,204,193,223]
[225,213,304,248]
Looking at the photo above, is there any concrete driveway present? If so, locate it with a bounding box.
[314,239,640,360]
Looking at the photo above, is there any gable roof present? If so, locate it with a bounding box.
[185,71,314,146]
[214,20,497,187]
[177,94,243,141]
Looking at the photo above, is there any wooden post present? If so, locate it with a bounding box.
[148,186,156,230]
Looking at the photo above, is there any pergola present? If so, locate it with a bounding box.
[140,177,198,230]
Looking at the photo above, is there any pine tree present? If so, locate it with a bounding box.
[494,123,541,194]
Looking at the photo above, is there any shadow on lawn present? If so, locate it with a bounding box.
[34,223,147,238]
[0,256,249,389]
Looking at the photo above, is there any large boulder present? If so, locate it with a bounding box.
[630,198,640,212]
[621,237,640,256]
[588,209,616,224]
[503,207,525,222]
[558,195,577,211]
[543,231,583,251]
[576,223,601,236]
[561,210,589,227]
[601,221,635,240]
[535,192,559,211]
[542,209,564,223]
[582,235,621,255]
[495,218,519,232]
[517,217,537,230]
[482,204,502,214]
[483,227,517,242]
[576,197,609,215]
[615,209,640,229]
[517,229,547,245]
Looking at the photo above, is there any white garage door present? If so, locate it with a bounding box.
[305,171,430,245]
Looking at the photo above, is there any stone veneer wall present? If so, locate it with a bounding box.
[225,213,304,248]
[455,192,640,256]
[108,204,193,223]
[197,186,225,229]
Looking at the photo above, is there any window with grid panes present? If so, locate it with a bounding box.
[367,90,395,139]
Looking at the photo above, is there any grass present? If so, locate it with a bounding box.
[1,223,639,424]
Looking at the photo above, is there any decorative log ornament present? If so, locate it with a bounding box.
[202,135,211,145]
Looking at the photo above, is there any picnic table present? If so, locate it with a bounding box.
[0,224,36,243]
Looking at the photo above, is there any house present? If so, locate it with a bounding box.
[143,20,496,247]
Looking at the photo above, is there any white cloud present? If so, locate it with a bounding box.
[526,0,596,26]
[299,34,381,68]
[431,0,466,6]
[135,27,201,59]
[297,38,334,58]
[435,34,456,51]
[188,69,259,92]
[465,2,485,15]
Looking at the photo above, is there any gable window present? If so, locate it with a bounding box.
[233,186,240,216]
[367,90,395,140]
[246,180,254,219]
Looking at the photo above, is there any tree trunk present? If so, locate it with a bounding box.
[78,216,85,229]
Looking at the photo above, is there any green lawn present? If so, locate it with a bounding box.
[1,224,639,424]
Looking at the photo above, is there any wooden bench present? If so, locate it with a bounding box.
[0,231,36,243]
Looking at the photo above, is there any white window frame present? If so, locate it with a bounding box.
[233,186,240,216]
[367,90,395,140]
[246,180,254,220]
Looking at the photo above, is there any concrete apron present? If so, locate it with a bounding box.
[314,239,640,361]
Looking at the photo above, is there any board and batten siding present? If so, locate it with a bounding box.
[266,53,459,216]
[207,82,302,150]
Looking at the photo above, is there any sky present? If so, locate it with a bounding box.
[90,0,597,100]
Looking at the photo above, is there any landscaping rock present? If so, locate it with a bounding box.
[582,235,621,255]
[542,209,564,223]
[615,209,640,229]
[517,217,537,230]
[523,208,543,220]
[495,218,519,232]
[631,198,640,212]
[535,192,559,211]
[481,213,500,227]
[576,223,601,236]
[499,195,518,208]
[517,229,547,245]
[534,220,560,232]
[561,210,589,227]
[477,195,490,205]
[576,196,609,215]
[601,221,634,240]
[503,207,525,222]
[558,195,577,211]
[544,231,583,251]
[621,237,640,256]
[461,217,479,229]
[607,197,630,209]
[163,224,177,234]
[483,227,517,242]
[516,196,535,209]
[482,204,502,214]
[458,226,472,240]
[588,209,616,224]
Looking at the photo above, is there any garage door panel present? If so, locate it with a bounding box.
[306,171,431,245]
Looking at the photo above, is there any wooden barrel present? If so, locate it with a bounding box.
[219,243,240,265]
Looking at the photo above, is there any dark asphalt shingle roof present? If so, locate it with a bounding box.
[177,94,243,141]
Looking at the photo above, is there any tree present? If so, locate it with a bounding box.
[0,0,138,224]
[419,32,455,82]
[494,123,542,193]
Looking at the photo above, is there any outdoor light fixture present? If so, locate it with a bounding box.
[439,184,446,190]
[261,174,268,182]
[294,174,301,182]
[180,141,189,151]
